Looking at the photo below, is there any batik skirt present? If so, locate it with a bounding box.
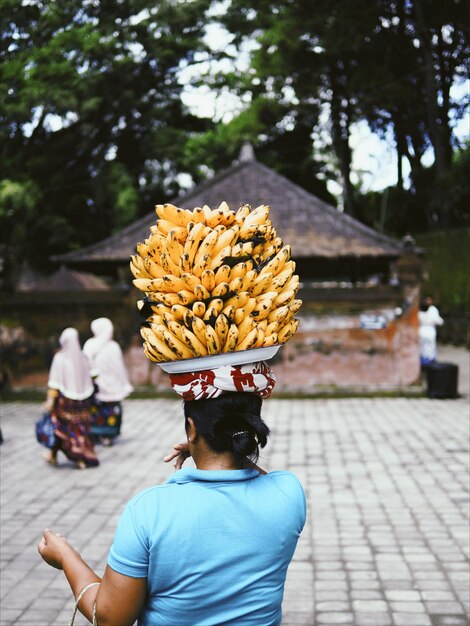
[53,394,99,467]
[90,400,122,438]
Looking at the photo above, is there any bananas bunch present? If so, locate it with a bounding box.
[131,201,301,363]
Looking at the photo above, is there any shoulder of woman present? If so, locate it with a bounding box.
[264,470,305,493]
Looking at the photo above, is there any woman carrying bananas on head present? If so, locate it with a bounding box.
[38,362,306,626]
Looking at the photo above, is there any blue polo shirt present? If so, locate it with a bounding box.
[108,467,306,626]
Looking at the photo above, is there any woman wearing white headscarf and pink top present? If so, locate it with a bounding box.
[44,327,99,468]
[83,318,133,446]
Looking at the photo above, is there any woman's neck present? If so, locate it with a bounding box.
[192,449,240,471]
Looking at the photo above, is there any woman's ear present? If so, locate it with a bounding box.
[186,417,198,443]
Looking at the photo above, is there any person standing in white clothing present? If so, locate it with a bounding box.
[83,318,133,446]
[418,295,444,367]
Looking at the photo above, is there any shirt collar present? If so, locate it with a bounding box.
[166,467,260,485]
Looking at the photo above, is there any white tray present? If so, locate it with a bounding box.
[157,345,282,374]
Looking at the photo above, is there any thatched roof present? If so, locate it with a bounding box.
[54,146,405,264]
[18,265,111,291]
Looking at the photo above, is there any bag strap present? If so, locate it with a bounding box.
[68,582,100,626]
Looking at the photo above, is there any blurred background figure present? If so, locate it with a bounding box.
[84,318,133,446]
[419,295,444,367]
[44,327,99,469]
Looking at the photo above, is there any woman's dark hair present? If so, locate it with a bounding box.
[183,392,270,464]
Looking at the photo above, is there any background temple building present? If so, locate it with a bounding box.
[6,146,424,390]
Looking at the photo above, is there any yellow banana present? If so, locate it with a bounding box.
[171,304,187,322]
[240,204,270,231]
[250,272,273,297]
[177,290,197,306]
[184,222,205,266]
[267,304,290,326]
[206,208,226,228]
[214,264,231,286]
[244,298,257,316]
[143,342,165,363]
[166,230,184,266]
[147,314,164,326]
[163,323,196,359]
[233,307,247,325]
[214,313,229,346]
[163,322,195,359]
[201,269,216,292]
[231,241,254,258]
[180,272,201,292]
[210,245,232,270]
[133,278,154,292]
[142,328,179,361]
[155,203,193,228]
[236,316,255,344]
[219,203,236,226]
[184,311,207,345]
[204,298,224,322]
[202,205,212,222]
[263,332,278,347]
[223,324,239,352]
[224,291,249,309]
[192,206,206,223]
[235,204,251,224]
[230,260,251,279]
[194,284,211,301]
[251,297,273,321]
[205,324,221,355]
[283,274,300,294]
[288,299,302,316]
[156,219,186,240]
[130,256,149,280]
[271,265,295,291]
[260,245,291,276]
[237,326,259,351]
[136,242,149,258]
[144,257,167,279]
[273,288,296,307]
[227,276,242,293]
[254,319,268,348]
[221,303,236,321]
[158,275,187,293]
[192,301,206,317]
[180,326,208,356]
[151,302,172,316]
[212,226,239,257]
[212,281,230,298]
[194,230,218,266]
[160,292,181,307]
[193,254,211,278]
[160,252,181,276]
[179,253,192,273]
[277,318,299,343]
[240,269,257,292]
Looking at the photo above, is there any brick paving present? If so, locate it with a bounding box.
[1,347,468,626]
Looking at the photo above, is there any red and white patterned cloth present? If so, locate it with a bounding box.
[169,361,276,400]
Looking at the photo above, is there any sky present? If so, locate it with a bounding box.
[179,20,470,201]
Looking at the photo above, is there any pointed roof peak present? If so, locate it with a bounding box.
[238,141,256,162]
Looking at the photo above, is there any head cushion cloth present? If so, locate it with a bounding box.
[169,361,276,400]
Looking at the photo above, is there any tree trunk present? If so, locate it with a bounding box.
[413,0,453,178]
[329,63,355,216]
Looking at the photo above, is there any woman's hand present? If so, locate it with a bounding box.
[37,529,80,570]
[163,442,190,470]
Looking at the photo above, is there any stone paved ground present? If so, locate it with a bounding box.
[1,347,468,626]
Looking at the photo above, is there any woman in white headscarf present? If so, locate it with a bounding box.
[43,327,99,468]
[83,318,133,446]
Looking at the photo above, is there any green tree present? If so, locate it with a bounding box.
[0,0,211,288]
[209,0,468,225]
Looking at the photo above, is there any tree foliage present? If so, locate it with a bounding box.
[208,0,468,225]
[0,0,211,288]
